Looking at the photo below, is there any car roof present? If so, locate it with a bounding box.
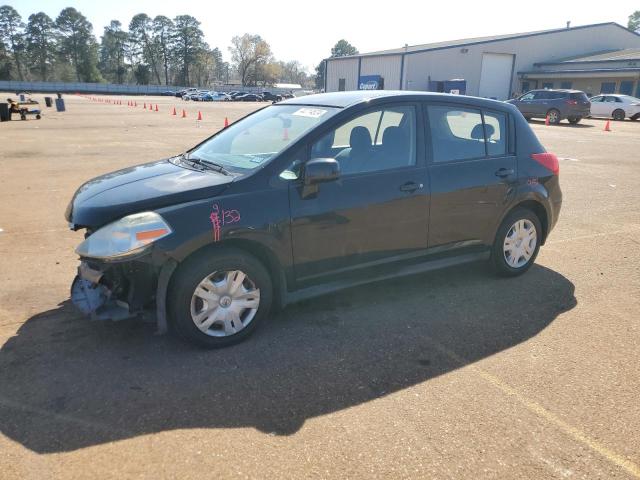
[279,90,511,110]
[530,89,584,93]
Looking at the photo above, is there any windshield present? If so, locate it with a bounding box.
[190,104,339,171]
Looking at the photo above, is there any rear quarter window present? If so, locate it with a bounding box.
[570,92,589,101]
[483,111,507,156]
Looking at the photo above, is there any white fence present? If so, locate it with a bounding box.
[0,80,301,96]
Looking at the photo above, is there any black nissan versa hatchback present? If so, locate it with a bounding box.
[66,91,562,348]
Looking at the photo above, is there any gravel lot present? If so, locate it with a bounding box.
[1,94,639,479]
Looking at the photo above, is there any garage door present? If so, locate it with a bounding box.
[478,53,514,100]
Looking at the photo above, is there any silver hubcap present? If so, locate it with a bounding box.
[190,270,260,337]
[548,111,558,122]
[503,219,537,268]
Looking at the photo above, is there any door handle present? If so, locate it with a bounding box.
[495,168,515,178]
[399,182,423,192]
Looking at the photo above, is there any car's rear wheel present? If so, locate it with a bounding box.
[169,248,273,348]
[491,208,542,277]
[546,109,561,125]
[568,116,581,124]
[612,109,626,121]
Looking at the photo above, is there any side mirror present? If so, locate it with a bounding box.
[304,158,340,185]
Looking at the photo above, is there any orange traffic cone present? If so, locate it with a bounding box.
[143,103,146,109]
[224,117,229,128]
[155,104,159,112]
[182,109,187,118]
[172,107,176,116]
[604,120,611,132]
[197,111,202,121]
[545,114,550,126]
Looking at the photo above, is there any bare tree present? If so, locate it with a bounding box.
[229,34,272,86]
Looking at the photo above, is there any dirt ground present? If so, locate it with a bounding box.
[0,93,639,479]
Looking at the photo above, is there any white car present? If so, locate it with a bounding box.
[589,94,640,121]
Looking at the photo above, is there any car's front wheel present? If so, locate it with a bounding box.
[491,208,542,276]
[169,248,273,348]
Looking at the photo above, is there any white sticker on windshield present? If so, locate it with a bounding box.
[292,108,327,118]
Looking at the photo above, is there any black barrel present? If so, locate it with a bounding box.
[0,103,9,122]
[55,98,66,112]
[44,97,53,107]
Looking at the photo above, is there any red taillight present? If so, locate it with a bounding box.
[566,99,578,105]
[531,152,559,175]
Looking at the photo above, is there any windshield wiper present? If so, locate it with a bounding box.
[181,152,231,176]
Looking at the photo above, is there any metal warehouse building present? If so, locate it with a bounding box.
[323,23,640,100]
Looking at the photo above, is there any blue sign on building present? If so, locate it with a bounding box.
[358,75,382,90]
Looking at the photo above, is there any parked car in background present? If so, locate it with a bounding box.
[66,91,561,348]
[182,90,207,101]
[209,92,232,102]
[507,89,590,124]
[588,94,640,121]
[228,91,249,100]
[176,88,198,98]
[281,92,295,100]
[236,93,265,102]
[261,91,283,102]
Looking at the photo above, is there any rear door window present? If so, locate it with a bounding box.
[427,105,510,162]
[427,106,485,162]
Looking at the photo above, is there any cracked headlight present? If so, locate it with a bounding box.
[75,212,172,260]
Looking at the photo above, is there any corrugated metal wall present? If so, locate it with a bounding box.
[405,23,640,97]
[360,55,403,90]
[325,58,359,92]
[326,24,640,97]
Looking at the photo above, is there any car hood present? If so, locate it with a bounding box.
[66,159,235,228]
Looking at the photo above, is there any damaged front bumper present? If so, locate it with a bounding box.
[71,256,177,334]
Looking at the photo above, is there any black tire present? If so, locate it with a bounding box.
[546,109,561,125]
[612,109,625,121]
[491,208,542,277]
[168,247,273,348]
[630,115,638,121]
[567,116,581,124]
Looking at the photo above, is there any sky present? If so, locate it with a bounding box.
[5,0,637,73]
